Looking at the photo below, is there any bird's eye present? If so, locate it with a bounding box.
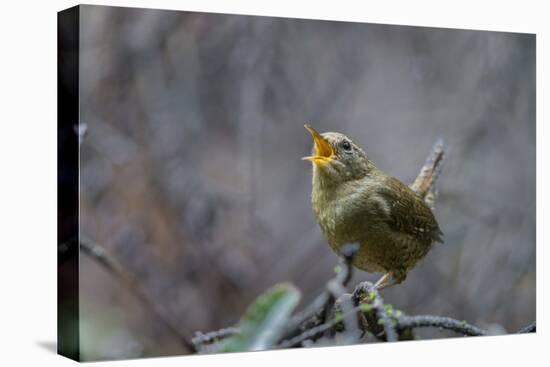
[342,140,352,152]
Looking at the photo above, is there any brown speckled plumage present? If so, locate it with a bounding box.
[304,126,443,288]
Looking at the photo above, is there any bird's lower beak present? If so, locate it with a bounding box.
[302,124,334,165]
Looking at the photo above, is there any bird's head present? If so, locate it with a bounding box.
[302,124,373,185]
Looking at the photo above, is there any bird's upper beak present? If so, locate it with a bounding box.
[302,124,334,165]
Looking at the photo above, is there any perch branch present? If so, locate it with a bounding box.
[79,236,196,353]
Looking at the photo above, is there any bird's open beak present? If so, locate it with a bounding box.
[302,124,334,165]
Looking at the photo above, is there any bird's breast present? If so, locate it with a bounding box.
[312,189,358,251]
[311,182,396,273]
[314,202,387,273]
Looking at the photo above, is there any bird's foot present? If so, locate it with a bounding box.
[374,272,393,290]
[374,270,406,290]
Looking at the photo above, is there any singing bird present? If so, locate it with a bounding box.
[303,125,443,289]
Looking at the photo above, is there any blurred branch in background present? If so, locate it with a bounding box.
[79,237,195,353]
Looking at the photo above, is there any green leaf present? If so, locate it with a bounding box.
[218,283,301,352]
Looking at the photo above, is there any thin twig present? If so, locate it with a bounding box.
[280,244,359,342]
[395,315,486,336]
[327,288,360,344]
[80,236,196,353]
[192,326,240,350]
[279,303,364,348]
[321,244,359,329]
[283,293,329,339]
[325,244,361,344]
[279,315,336,348]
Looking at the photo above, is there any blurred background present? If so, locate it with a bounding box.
[76,5,535,360]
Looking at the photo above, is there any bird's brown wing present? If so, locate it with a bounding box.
[376,176,443,243]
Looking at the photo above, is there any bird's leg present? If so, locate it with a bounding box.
[374,272,393,290]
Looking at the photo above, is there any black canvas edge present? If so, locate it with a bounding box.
[57,5,80,362]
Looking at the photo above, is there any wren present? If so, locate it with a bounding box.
[303,125,443,289]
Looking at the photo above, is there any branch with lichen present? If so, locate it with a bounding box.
[193,243,534,352]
